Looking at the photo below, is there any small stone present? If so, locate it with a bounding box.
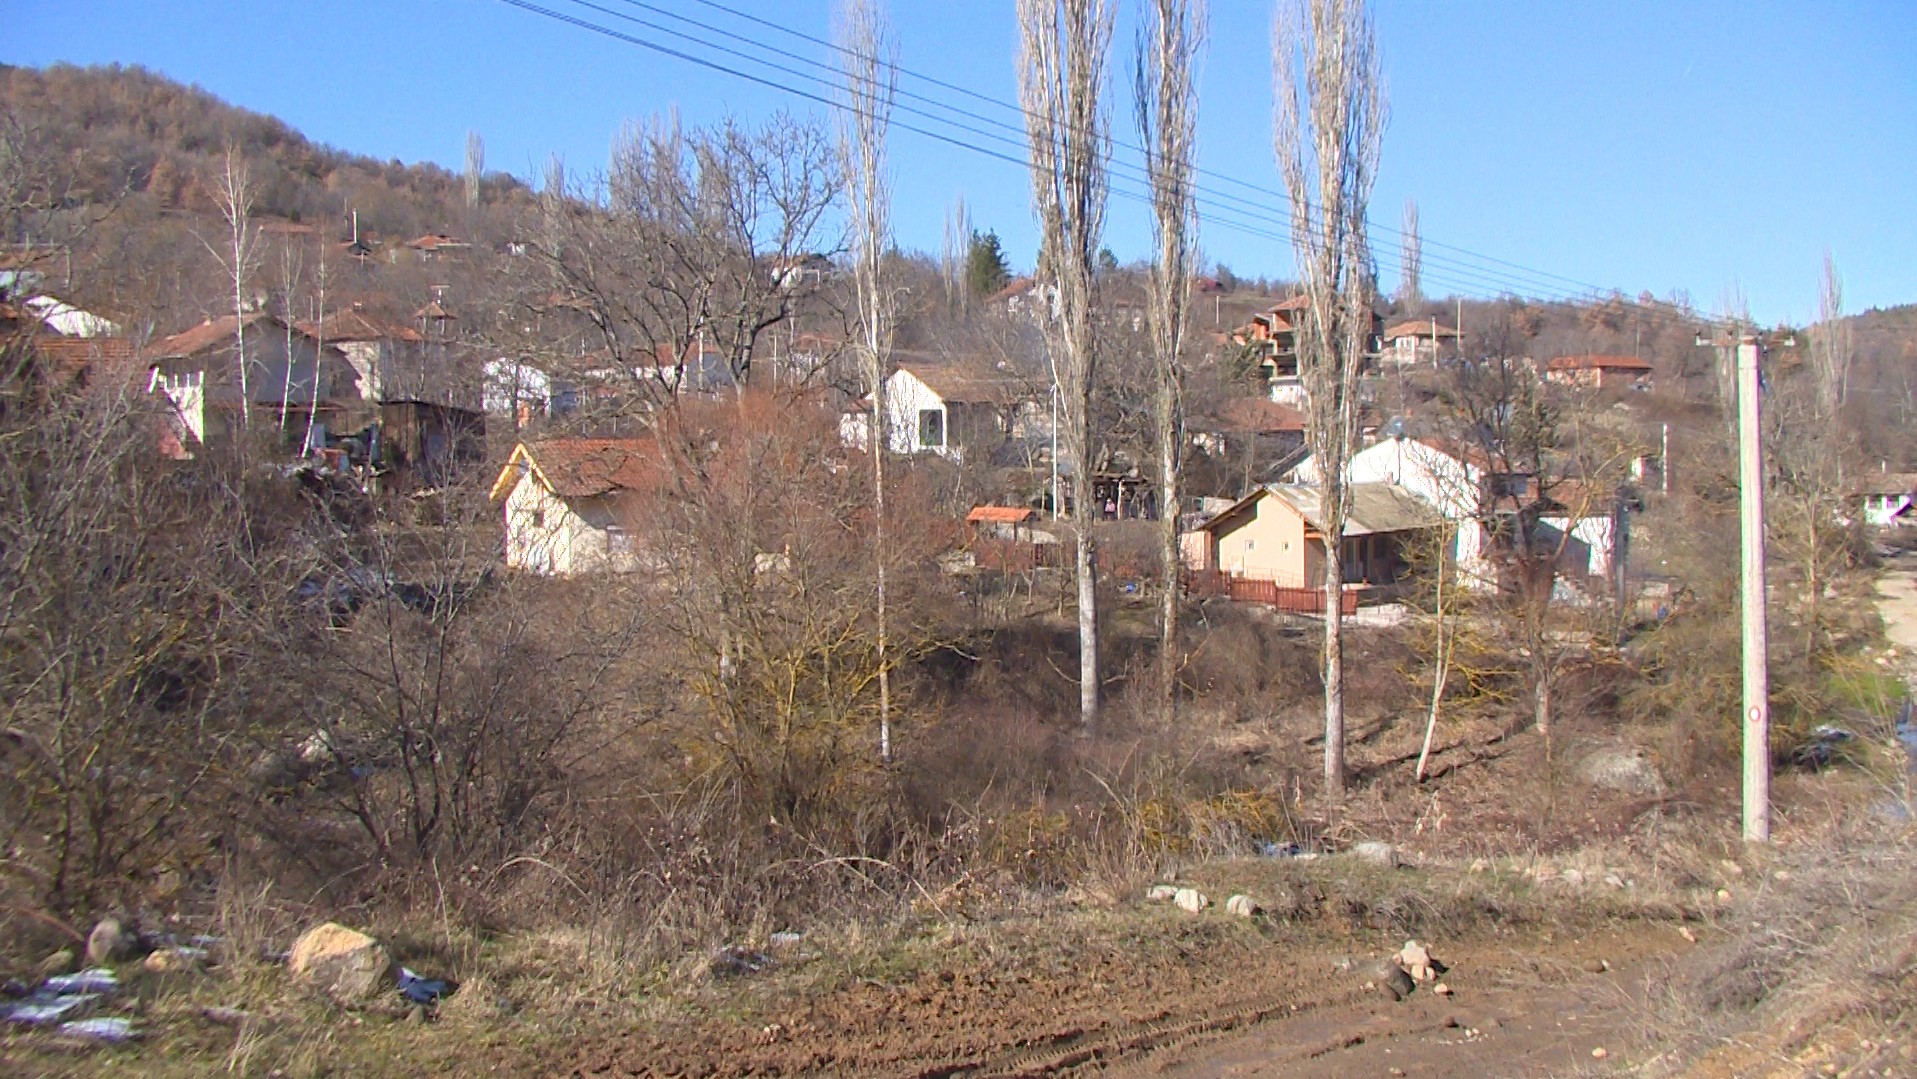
[1604,874,1626,889]
[1469,858,1490,873]
[1592,1046,1608,1060]
[1561,868,1586,886]
[37,948,77,978]
[1389,1068,1406,1077]
[1146,884,1178,902]
[1224,894,1261,917]
[1720,860,1744,877]
[1679,926,1697,943]
[1582,958,1609,974]
[1716,888,1733,904]
[86,918,133,966]
[1434,982,1453,996]
[1399,939,1433,970]
[1773,869,1792,882]
[1173,888,1210,913]
[142,948,205,974]
[1819,1063,1837,1076]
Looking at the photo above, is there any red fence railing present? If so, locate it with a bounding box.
[1183,570,1358,615]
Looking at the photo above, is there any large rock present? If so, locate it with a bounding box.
[1349,841,1399,867]
[1173,888,1210,913]
[287,923,394,1001]
[1224,894,1261,917]
[1576,746,1666,797]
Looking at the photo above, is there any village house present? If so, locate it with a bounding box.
[302,302,485,487]
[1855,471,1917,528]
[1189,396,1308,461]
[145,313,360,451]
[989,276,1060,321]
[1290,433,1626,591]
[1191,481,1444,594]
[1543,353,1654,391]
[1380,318,1463,366]
[489,437,660,576]
[1232,295,1383,405]
[845,360,1030,461]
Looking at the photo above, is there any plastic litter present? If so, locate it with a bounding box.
[396,967,450,1004]
[7,995,99,1025]
[57,1017,138,1043]
[43,969,118,995]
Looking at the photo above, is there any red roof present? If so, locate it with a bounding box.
[408,234,468,251]
[1382,320,1461,340]
[149,314,276,360]
[35,334,138,379]
[967,505,1038,524]
[518,438,661,499]
[300,306,425,343]
[1208,396,1307,435]
[1546,354,1652,373]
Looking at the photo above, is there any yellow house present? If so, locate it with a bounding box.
[1195,482,1443,589]
[488,438,660,576]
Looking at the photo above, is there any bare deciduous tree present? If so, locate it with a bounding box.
[836,0,898,763]
[202,146,260,430]
[1271,0,1386,793]
[1399,197,1421,308]
[465,129,485,210]
[1134,0,1205,722]
[1018,0,1115,733]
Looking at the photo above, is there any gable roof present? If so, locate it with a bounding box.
[490,438,661,502]
[1383,319,1462,340]
[1201,396,1308,435]
[967,505,1038,525]
[1546,354,1652,373]
[35,334,138,380]
[148,314,281,360]
[1202,481,1444,538]
[895,361,1025,406]
[301,306,426,343]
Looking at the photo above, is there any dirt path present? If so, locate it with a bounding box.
[1876,556,1917,657]
[562,914,1691,1079]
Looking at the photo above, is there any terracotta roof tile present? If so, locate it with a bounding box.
[1546,354,1652,372]
[967,505,1038,524]
[520,438,662,499]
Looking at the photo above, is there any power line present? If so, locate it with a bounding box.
[497,0,1716,329]
[537,0,1585,302]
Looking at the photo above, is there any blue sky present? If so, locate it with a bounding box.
[12,1,1915,323]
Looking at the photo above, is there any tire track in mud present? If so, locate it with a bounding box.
[563,947,1403,1079]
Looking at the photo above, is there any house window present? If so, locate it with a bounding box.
[918,409,945,448]
[606,525,632,556]
[528,507,545,530]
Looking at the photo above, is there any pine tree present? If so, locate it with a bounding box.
[965,229,1012,297]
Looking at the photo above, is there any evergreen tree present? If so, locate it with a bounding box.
[965,228,1011,297]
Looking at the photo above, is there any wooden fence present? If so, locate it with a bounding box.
[1183,570,1358,616]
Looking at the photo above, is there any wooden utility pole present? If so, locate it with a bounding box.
[1736,334,1771,843]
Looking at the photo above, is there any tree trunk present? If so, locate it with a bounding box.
[1323,536,1345,793]
[1076,491,1100,734]
[873,395,892,763]
[1415,529,1449,781]
[1157,383,1180,722]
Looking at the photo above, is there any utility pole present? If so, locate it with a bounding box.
[1735,334,1770,843]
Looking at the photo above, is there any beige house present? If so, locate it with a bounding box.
[1194,481,1444,589]
[145,313,360,451]
[489,438,660,576]
[1543,354,1653,391]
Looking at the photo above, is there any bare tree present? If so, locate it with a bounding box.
[1399,197,1421,308]
[537,113,841,415]
[1018,0,1116,733]
[836,0,898,763]
[274,238,304,435]
[1271,0,1386,793]
[1814,252,1852,416]
[465,129,485,210]
[202,146,260,431]
[1135,0,1205,722]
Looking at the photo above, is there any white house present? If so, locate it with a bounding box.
[488,438,659,576]
[145,313,360,450]
[1857,472,1917,528]
[853,362,1027,460]
[1292,434,1623,590]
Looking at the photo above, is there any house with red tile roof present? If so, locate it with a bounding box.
[488,437,662,575]
[144,313,359,450]
[1543,354,1653,391]
[1381,318,1463,366]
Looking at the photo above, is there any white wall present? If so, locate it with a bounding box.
[880,369,952,457]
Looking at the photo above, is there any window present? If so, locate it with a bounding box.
[918,408,945,448]
[528,507,544,530]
